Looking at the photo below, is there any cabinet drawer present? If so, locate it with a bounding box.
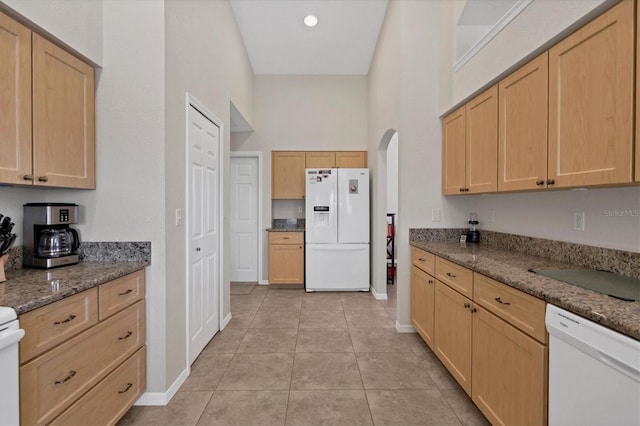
[435,257,473,298]
[99,270,145,320]
[411,247,435,275]
[474,273,547,343]
[19,288,98,364]
[20,301,145,425]
[269,231,304,244]
[50,346,146,426]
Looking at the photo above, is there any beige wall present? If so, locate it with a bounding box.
[0,0,103,64]
[164,0,254,389]
[0,0,254,398]
[233,74,368,282]
[442,0,611,108]
[368,0,472,322]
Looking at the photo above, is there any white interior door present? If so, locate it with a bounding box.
[230,156,258,282]
[187,103,220,365]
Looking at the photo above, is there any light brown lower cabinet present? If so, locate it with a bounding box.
[410,266,435,348]
[433,280,473,395]
[19,270,146,425]
[269,232,304,284]
[410,247,549,424]
[472,305,548,426]
[49,346,146,426]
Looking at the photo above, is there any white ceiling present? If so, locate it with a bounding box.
[229,0,388,75]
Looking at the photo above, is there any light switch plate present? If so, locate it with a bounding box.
[573,212,585,231]
[432,208,441,222]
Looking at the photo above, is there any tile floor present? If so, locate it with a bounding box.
[118,283,489,426]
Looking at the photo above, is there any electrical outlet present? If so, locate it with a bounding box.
[573,212,585,231]
[175,208,183,227]
[432,208,441,222]
[297,205,304,213]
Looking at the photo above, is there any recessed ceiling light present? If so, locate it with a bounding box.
[304,15,318,27]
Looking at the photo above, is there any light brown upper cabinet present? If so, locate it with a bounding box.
[0,12,95,189]
[32,34,95,189]
[272,151,367,199]
[335,151,367,168]
[466,86,498,193]
[498,53,549,192]
[305,151,336,168]
[548,0,634,188]
[0,13,32,185]
[272,151,306,199]
[442,86,498,195]
[442,106,466,194]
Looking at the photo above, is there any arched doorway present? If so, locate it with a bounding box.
[374,129,399,320]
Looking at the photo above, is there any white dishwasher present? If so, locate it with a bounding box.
[0,307,25,426]
[546,304,640,426]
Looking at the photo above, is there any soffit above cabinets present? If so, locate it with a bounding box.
[229,0,388,75]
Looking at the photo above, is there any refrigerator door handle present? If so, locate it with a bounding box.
[307,245,368,251]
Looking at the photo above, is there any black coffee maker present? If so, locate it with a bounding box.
[23,203,81,268]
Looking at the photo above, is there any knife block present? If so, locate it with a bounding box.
[0,253,8,282]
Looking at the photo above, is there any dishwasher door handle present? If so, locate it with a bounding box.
[0,328,25,350]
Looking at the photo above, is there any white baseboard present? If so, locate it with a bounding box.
[221,312,232,330]
[258,280,269,285]
[371,286,388,300]
[134,366,189,406]
[396,321,416,333]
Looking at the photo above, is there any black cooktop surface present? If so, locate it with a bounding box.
[530,269,640,302]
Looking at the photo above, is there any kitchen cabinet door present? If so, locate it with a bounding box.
[472,305,547,426]
[548,0,633,188]
[411,266,435,349]
[269,243,304,284]
[269,232,304,285]
[442,106,466,195]
[335,151,367,168]
[306,151,335,168]
[0,12,32,185]
[498,53,548,192]
[32,34,95,189]
[272,151,306,199]
[466,85,498,194]
[434,280,473,395]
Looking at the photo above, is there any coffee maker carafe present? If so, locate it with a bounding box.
[23,203,81,268]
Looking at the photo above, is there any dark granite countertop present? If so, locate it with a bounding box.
[266,227,305,232]
[0,261,147,315]
[410,240,640,341]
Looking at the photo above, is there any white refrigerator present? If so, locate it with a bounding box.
[305,168,370,292]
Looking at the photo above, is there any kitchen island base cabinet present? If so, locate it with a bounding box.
[433,281,472,395]
[472,306,547,426]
